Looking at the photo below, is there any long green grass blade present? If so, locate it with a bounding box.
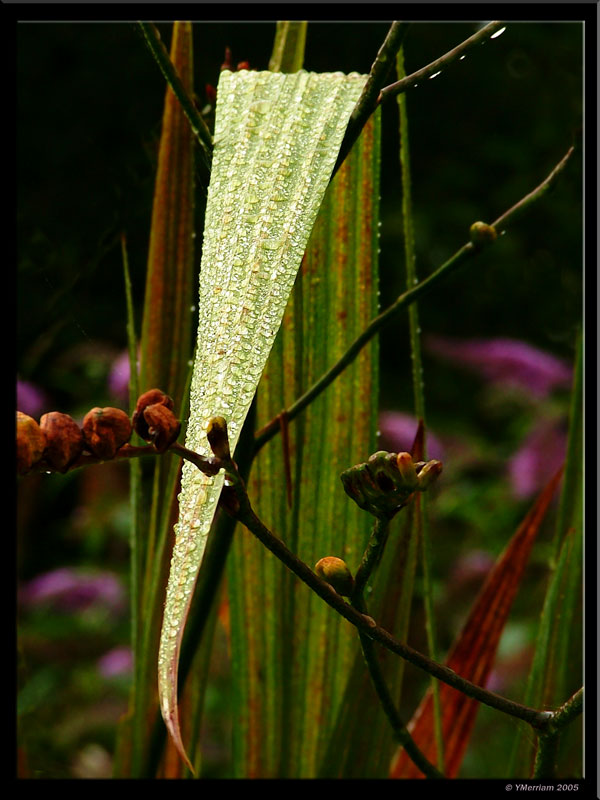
[507,334,583,778]
[396,45,444,772]
[159,68,367,770]
[228,109,380,777]
[268,21,307,73]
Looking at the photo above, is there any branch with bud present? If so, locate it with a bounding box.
[17,399,582,775]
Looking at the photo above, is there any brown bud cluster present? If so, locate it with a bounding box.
[82,407,132,460]
[17,412,47,475]
[132,389,180,453]
[40,412,84,473]
[17,388,182,475]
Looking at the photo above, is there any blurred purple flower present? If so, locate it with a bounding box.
[508,418,567,499]
[425,336,572,398]
[378,411,444,460]
[448,550,495,589]
[17,379,48,418]
[97,646,133,678]
[20,567,126,615]
[108,350,131,405]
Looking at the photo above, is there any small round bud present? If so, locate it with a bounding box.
[17,412,47,475]
[315,556,355,597]
[40,412,84,473]
[469,221,497,247]
[206,416,231,461]
[82,407,132,459]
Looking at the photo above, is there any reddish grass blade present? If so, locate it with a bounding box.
[390,466,564,778]
[139,23,195,407]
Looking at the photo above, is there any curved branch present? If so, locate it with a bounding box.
[352,593,444,779]
[219,453,552,731]
[254,145,575,453]
[379,21,506,103]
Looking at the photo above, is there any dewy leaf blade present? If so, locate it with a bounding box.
[158,68,367,769]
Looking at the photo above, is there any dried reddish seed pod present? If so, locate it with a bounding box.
[142,402,181,453]
[40,412,84,473]
[17,412,47,475]
[132,389,174,441]
[315,556,355,597]
[82,407,132,460]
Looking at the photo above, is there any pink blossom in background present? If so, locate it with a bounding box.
[17,379,48,418]
[378,411,444,460]
[108,350,131,405]
[20,567,126,615]
[425,336,572,399]
[507,418,567,499]
[97,646,133,678]
[448,550,495,590]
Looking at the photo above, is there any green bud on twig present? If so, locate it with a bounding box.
[206,416,231,461]
[315,556,355,597]
[469,221,497,247]
[416,459,443,490]
[341,450,443,518]
[396,452,420,490]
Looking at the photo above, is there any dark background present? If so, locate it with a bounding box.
[17,19,584,779]
[17,20,583,408]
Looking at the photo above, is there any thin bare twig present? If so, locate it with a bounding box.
[208,442,552,731]
[138,22,213,165]
[378,21,506,103]
[254,145,576,453]
[332,21,410,179]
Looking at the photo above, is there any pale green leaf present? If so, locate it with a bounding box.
[158,68,367,768]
